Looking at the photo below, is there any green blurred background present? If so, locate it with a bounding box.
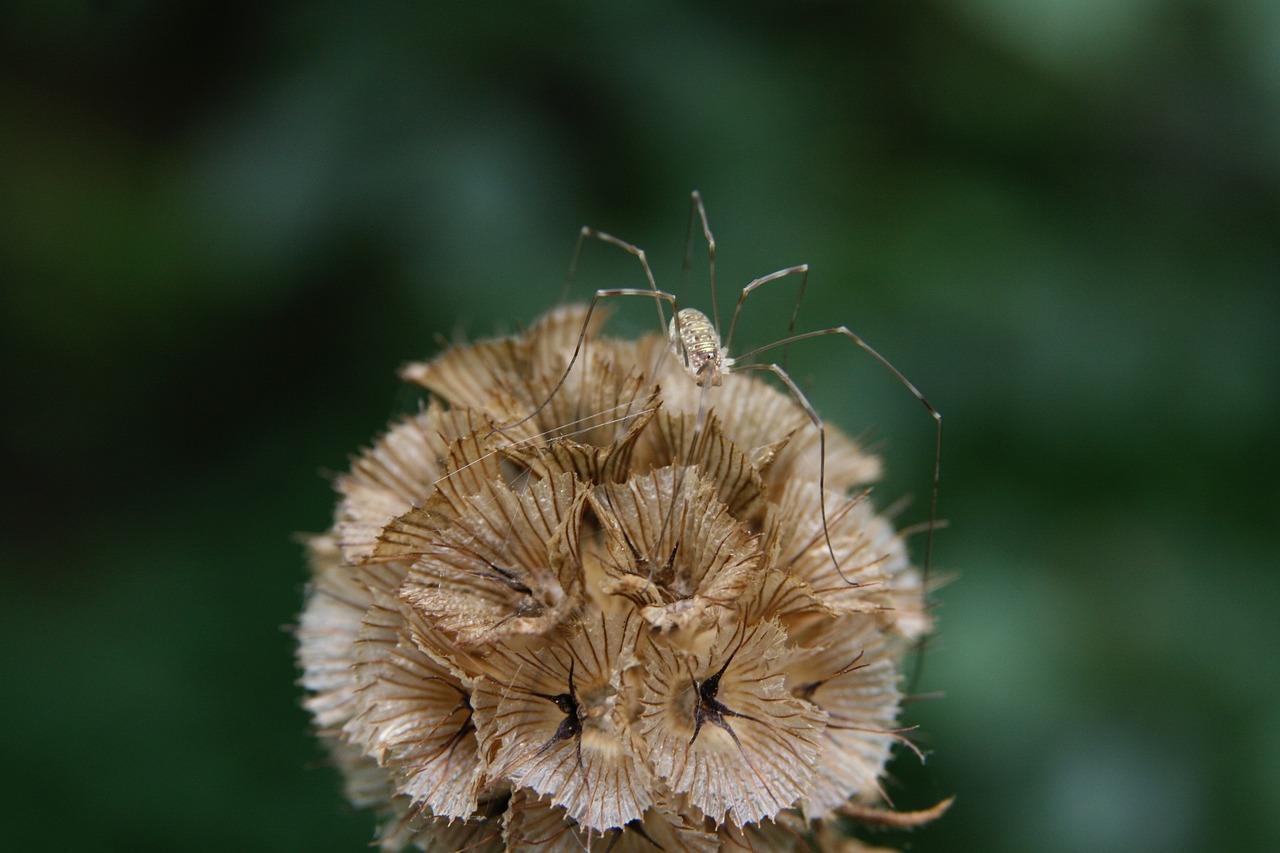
[3,2,1277,850]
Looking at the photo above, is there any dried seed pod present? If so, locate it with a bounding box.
[297,211,945,849]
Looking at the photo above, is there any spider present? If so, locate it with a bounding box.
[495,191,941,590]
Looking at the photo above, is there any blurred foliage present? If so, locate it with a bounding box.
[2,1,1277,851]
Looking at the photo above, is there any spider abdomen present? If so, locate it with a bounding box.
[669,308,728,386]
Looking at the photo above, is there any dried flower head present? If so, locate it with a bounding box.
[298,293,947,849]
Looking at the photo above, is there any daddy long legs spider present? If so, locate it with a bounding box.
[495,191,942,594]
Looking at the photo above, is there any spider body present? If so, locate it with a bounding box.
[669,308,730,386]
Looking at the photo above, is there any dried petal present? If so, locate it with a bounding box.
[502,387,657,485]
[638,618,826,825]
[783,617,903,814]
[718,811,814,852]
[634,410,767,521]
[376,794,507,853]
[764,479,925,636]
[401,336,531,428]
[504,790,719,853]
[645,358,880,493]
[297,535,371,731]
[336,403,492,564]
[592,466,763,636]
[344,591,484,819]
[470,612,651,831]
[393,472,587,645]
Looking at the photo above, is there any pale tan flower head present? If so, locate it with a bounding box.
[297,302,946,850]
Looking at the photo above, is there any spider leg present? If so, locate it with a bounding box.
[731,360,854,587]
[725,264,810,372]
[579,226,670,329]
[682,190,720,332]
[734,325,941,591]
[494,222,684,436]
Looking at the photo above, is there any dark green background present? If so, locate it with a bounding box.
[3,2,1277,851]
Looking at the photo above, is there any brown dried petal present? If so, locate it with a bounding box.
[336,403,493,564]
[783,616,902,815]
[638,618,826,825]
[740,561,829,631]
[718,811,815,852]
[644,355,832,465]
[765,480,911,623]
[297,535,371,731]
[344,592,484,819]
[326,737,398,812]
[376,793,507,853]
[504,790,719,853]
[695,362,880,490]
[633,410,767,521]
[764,415,882,497]
[521,346,658,447]
[592,466,763,634]
[812,818,915,852]
[642,348,879,492]
[401,336,530,421]
[429,425,511,504]
[525,304,608,379]
[393,472,587,645]
[793,473,926,635]
[400,306,620,447]
[470,612,651,831]
[503,389,657,485]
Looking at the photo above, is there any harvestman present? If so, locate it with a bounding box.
[497,191,942,590]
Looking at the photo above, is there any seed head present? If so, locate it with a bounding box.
[297,305,947,850]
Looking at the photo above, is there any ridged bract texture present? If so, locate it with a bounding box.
[297,306,942,851]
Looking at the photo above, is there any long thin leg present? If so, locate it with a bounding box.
[581,227,669,331]
[724,264,810,364]
[735,325,942,592]
[681,190,719,333]
[492,286,680,433]
[502,224,682,434]
[559,222,666,328]
[558,224,590,305]
[732,361,852,586]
